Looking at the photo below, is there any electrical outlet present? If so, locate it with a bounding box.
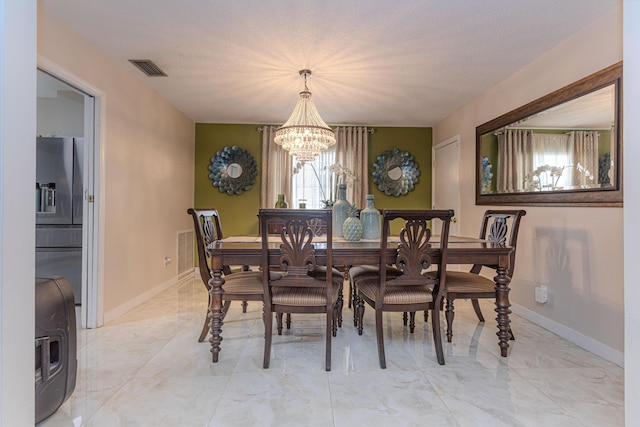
[535,285,548,303]
[163,256,172,267]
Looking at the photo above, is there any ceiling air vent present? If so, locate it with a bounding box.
[128,59,167,77]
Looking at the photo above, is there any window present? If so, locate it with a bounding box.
[291,147,336,209]
[530,131,598,190]
[531,133,571,189]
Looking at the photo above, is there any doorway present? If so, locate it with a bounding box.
[36,68,100,328]
[432,135,461,236]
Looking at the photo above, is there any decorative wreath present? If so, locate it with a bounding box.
[372,148,420,196]
[208,146,258,195]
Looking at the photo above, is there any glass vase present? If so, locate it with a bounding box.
[360,194,381,239]
[275,194,288,208]
[332,184,349,238]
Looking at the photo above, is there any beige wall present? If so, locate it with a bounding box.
[434,5,623,362]
[37,7,195,319]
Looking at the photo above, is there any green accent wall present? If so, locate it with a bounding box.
[368,127,432,209]
[195,124,432,236]
[195,124,263,235]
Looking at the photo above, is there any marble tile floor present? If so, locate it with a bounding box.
[38,277,624,427]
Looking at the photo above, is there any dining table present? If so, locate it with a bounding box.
[205,234,514,363]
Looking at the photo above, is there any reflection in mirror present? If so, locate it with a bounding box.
[227,163,242,179]
[388,167,403,181]
[476,62,622,207]
[481,85,615,194]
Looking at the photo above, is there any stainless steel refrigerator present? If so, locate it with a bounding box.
[36,137,84,305]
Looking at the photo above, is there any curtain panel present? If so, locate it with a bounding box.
[260,126,292,208]
[567,131,599,187]
[334,126,369,208]
[497,129,533,192]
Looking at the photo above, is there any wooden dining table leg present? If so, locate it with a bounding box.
[208,264,225,363]
[494,263,512,357]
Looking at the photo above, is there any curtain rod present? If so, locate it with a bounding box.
[256,126,375,134]
[495,126,608,135]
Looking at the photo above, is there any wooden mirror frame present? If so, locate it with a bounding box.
[476,62,622,207]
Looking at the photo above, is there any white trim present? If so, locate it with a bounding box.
[624,0,640,421]
[1,1,38,423]
[103,271,195,324]
[433,135,461,149]
[37,55,106,328]
[37,55,104,98]
[512,303,624,367]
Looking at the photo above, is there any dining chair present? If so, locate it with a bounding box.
[425,209,526,343]
[351,209,454,367]
[259,209,344,371]
[188,208,278,342]
[347,208,402,312]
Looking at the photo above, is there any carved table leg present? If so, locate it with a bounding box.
[493,265,512,357]
[208,268,225,363]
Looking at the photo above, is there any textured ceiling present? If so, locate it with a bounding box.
[41,0,618,127]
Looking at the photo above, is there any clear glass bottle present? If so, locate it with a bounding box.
[332,184,349,238]
[360,194,381,239]
[275,194,288,208]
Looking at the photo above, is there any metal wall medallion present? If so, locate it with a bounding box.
[208,146,258,195]
[372,148,420,196]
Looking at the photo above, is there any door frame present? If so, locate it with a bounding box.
[37,56,105,328]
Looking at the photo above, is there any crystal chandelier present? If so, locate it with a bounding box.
[274,69,336,162]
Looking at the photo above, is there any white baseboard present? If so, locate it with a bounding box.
[103,270,195,324]
[511,303,624,367]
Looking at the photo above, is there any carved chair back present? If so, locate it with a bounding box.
[259,209,333,299]
[475,210,527,277]
[378,209,454,307]
[187,208,228,289]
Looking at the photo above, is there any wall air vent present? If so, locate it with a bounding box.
[177,230,194,277]
[128,59,167,77]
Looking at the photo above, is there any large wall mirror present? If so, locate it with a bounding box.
[476,62,622,207]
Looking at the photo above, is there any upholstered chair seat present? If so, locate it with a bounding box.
[357,279,434,305]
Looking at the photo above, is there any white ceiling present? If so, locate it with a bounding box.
[41,0,618,127]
